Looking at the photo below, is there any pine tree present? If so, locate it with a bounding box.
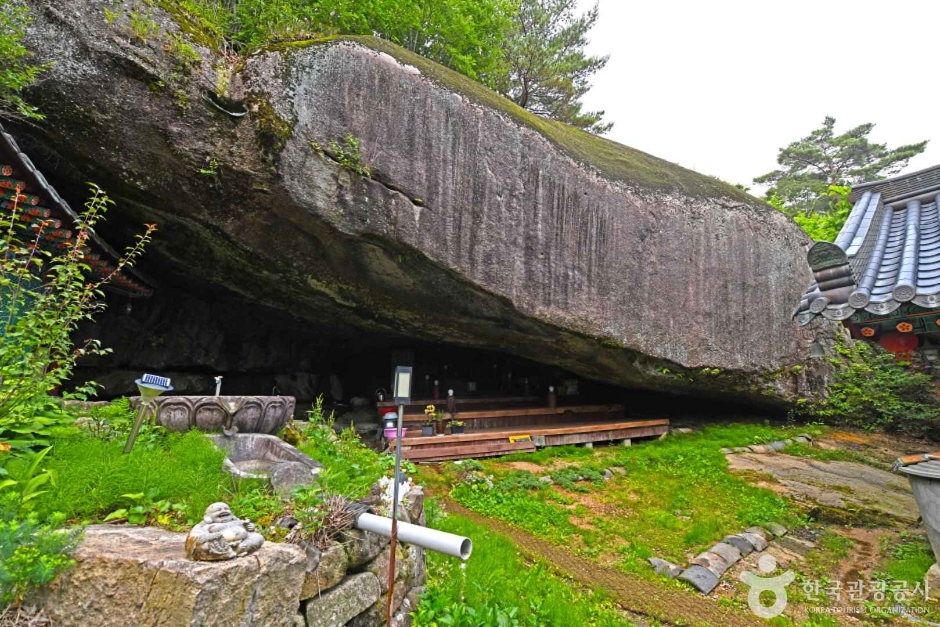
[755,116,927,215]
[497,0,611,134]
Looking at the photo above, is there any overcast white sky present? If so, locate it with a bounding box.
[576,0,940,192]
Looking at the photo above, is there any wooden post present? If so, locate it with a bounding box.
[433,379,440,401]
[548,385,557,409]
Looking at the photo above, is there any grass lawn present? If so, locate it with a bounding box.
[413,505,634,627]
[420,424,821,575]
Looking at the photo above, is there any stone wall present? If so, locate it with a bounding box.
[40,489,428,627]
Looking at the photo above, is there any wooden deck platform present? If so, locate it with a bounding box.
[391,418,669,462]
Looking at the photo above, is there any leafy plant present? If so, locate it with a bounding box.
[0,185,156,450]
[313,135,371,178]
[495,469,542,491]
[297,395,393,500]
[198,157,219,176]
[0,446,54,508]
[771,185,852,242]
[550,466,603,492]
[103,487,187,527]
[413,513,630,627]
[0,504,80,610]
[0,0,46,120]
[800,336,940,437]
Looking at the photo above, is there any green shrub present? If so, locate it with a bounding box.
[494,469,542,491]
[803,337,940,437]
[0,185,154,450]
[0,498,81,609]
[296,397,390,500]
[550,466,603,492]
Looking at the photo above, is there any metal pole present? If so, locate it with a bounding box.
[123,401,150,454]
[386,403,404,626]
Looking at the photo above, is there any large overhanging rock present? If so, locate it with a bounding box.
[17,0,826,405]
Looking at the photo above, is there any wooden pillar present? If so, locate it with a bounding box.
[547,385,556,408]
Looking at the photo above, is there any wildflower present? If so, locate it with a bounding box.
[0,442,11,453]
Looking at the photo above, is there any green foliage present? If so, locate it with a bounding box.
[0,0,46,120]
[495,469,543,491]
[413,513,631,627]
[0,185,155,450]
[295,395,390,500]
[802,337,940,437]
[102,487,187,527]
[0,446,54,509]
[311,135,371,178]
[497,0,611,134]
[550,466,603,492]
[28,430,229,524]
[876,532,934,586]
[755,116,928,215]
[0,503,80,609]
[769,185,852,242]
[129,5,161,43]
[164,0,514,83]
[451,477,579,544]
[440,423,803,572]
[166,32,202,75]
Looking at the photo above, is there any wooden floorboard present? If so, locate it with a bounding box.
[401,440,536,461]
[396,419,669,447]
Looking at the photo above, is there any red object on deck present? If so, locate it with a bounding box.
[877,331,918,354]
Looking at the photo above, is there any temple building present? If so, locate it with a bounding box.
[794,164,940,365]
[0,124,151,297]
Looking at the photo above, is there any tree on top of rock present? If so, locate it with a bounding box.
[755,116,928,215]
[496,0,611,135]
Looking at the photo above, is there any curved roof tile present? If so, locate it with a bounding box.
[795,164,940,325]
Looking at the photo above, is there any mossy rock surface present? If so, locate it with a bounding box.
[15,0,825,406]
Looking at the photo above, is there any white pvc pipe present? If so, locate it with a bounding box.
[355,512,472,560]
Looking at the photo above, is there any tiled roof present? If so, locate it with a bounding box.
[794,165,940,325]
[0,124,152,296]
[894,452,940,478]
[852,164,940,203]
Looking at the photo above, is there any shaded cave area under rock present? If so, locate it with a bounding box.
[71,280,787,427]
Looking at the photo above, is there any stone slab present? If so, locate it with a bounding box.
[304,572,381,627]
[679,564,720,594]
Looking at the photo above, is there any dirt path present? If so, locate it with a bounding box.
[444,500,765,627]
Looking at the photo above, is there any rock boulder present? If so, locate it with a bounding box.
[17,0,828,404]
[40,525,306,627]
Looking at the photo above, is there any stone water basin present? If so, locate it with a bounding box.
[130,395,296,435]
[210,433,322,495]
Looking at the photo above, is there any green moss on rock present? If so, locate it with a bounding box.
[248,94,293,154]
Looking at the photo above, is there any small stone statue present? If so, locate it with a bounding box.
[186,502,265,561]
